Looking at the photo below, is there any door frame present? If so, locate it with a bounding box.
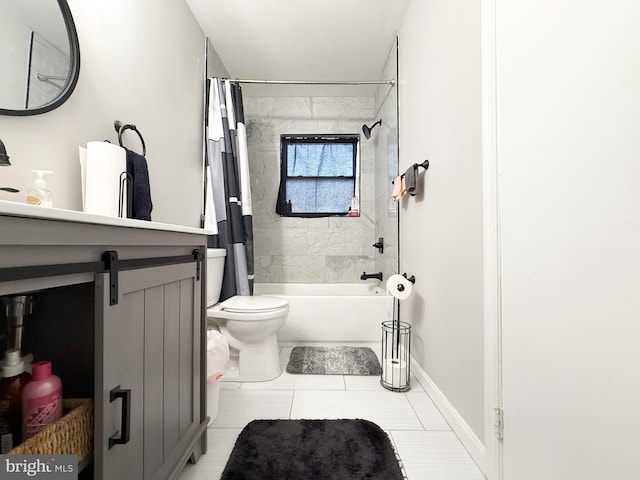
[482,0,503,478]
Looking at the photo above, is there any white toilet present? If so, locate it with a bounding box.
[206,248,288,381]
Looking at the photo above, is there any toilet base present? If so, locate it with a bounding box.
[220,334,282,382]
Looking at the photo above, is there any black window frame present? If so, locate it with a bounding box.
[276,134,359,217]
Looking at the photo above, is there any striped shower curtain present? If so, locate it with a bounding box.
[205,77,254,300]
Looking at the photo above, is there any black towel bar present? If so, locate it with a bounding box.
[114,120,146,156]
[391,159,430,184]
[416,159,429,170]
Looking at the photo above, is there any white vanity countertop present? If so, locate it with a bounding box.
[0,200,214,235]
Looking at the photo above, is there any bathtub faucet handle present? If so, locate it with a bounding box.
[372,237,384,254]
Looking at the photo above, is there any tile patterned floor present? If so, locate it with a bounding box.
[179,343,485,480]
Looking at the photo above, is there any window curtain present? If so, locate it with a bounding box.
[205,78,254,300]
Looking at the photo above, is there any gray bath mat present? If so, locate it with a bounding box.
[286,346,382,375]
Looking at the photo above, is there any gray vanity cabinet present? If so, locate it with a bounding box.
[0,211,209,480]
[96,262,202,480]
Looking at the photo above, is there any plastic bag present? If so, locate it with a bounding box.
[207,329,230,383]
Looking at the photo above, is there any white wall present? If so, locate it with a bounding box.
[398,0,484,441]
[495,0,640,478]
[207,39,229,79]
[0,0,206,228]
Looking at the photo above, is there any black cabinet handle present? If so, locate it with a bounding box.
[108,386,131,449]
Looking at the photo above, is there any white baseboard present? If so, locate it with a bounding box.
[410,355,486,474]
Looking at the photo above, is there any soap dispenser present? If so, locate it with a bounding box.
[26,170,53,207]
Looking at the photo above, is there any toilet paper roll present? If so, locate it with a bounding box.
[84,141,127,217]
[386,274,413,300]
[382,358,409,389]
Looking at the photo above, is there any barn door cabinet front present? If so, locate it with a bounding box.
[95,262,202,480]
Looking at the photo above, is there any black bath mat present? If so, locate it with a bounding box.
[286,346,382,375]
[220,419,404,480]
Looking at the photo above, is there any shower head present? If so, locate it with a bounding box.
[362,119,382,139]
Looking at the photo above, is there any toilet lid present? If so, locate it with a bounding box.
[220,295,288,313]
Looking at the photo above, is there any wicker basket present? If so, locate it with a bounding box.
[9,398,93,463]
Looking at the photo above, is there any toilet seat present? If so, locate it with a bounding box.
[220,295,288,314]
[208,295,289,322]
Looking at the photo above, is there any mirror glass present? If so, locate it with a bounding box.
[0,0,80,116]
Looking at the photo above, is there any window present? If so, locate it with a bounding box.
[276,135,359,217]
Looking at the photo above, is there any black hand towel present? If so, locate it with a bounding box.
[125,148,153,220]
[404,164,419,196]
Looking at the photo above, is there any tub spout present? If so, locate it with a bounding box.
[360,272,383,281]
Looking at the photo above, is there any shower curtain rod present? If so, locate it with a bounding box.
[221,78,395,86]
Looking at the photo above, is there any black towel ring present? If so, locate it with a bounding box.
[114,120,146,156]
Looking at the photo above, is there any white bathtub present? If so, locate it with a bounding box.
[253,283,389,342]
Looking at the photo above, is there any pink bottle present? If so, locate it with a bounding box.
[21,361,63,441]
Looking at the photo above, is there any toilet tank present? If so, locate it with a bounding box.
[206,248,226,306]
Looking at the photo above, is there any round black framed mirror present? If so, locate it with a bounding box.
[0,0,80,116]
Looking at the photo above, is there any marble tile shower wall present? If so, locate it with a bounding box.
[30,33,70,109]
[244,97,377,283]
